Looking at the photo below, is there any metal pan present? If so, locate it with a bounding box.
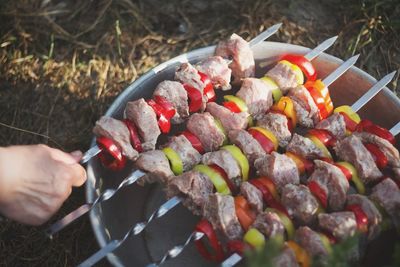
[85,41,400,267]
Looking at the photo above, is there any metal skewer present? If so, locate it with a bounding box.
[77,57,363,267]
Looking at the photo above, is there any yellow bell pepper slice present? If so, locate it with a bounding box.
[286,241,311,267]
[306,135,332,159]
[162,147,183,175]
[334,105,361,123]
[222,145,249,181]
[249,126,279,151]
[279,60,304,85]
[194,164,231,195]
[271,96,297,127]
[336,161,365,194]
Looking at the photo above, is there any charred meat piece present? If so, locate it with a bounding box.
[153,80,189,124]
[125,98,160,151]
[228,129,266,166]
[316,113,346,139]
[164,135,201,171]
[266,62,298,94]
[215,33,255,84]
[135,150,173,185]
[318,212,357,241]
[370,178,400,229]
[240,182,263,213]
[206,102,248,132]
[202,149,241,187]
[166,170,213,216]
[295,226,329,258]
[287,133,325,160]
[203,193,244,241]
[187,112,225,152]
[236,78,273,119]
[196,56,232,90]
[309,160,349,211]
[281,184,319,226]
[257,112,291,147]
[254,152,299,193]
[273,246,299,267]
[252,211,285,238]
[93,116,139,161]
[354,132,400,168]
[334,135,382,184]
[346,194,382,240]
[288,85,319,128]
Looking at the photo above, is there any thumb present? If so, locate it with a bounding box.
[69,150,83,163]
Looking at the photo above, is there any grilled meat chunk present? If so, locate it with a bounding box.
[309,160,349,211]
[164,135,201,171]
[288,85,319,128]
[153,80,189,124]
[187,112,225,152]
[196,56,232,90]
[166,170,213,216]
[273,246,299,267]
[125,98,160,151]
[215,33,255,84]
[206,102,248,132]
[346,194,382,240]
[266,62,298,94]
[316,113,346,139]
[257,112,291,147]
[295,226,329,258]
[228,129,266,166]
[203,193,244,241]
[135,150,173,185]
[240,182,263,213]
[236,78,273,119]
[334,135,382,184]
[254,152,299,193]
[252,211,285,238]
[370,178,400,229]
[287,134,325,160]
[202,150,241,186]
[281,184,319,225]
[318,212,357,241]
[93,116,139,161]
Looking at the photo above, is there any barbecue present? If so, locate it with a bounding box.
[45,23,400,267]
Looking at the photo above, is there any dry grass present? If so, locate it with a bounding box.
[0,0,399,266]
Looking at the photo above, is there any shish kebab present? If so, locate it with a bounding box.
[46,34,340,236]
[143,119,400,267]
[76,72,397,267]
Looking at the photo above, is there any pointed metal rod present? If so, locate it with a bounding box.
[248,23,282,47]
[304,36,338,61]
[390,121,400,136]
[322,54,359,87]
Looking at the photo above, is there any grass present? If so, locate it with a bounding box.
[0,0,399,266]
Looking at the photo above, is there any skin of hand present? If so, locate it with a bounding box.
[0,144,87,225]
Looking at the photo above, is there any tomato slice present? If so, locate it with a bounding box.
[183,84,203,113]
[198,71,216,102]
[123,119,143,152]
[181,130,204,154]
[346,204,369,233]
[194,219,225,261]
[281,54,317,82]
[364,143,388,169]
[357,119,396,145]
[308,181,328,209]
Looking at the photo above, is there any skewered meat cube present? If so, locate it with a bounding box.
[288,85,319,128]
[206,102,249,132]
[252,211,285,238]
[318,212,357,241]
[240,182,263,213]
[309,160,349,211]
[281,184,319,226]
[196,56,232,90]
[316,113,346,139]
[153,81,189,124]
[228,129,266,166]
[166,170,213,216]
[203,193,244,241]
[287,133,325,160]
[254,152,299,193]
[93,116,139,161]
[334,135,382,184]
[236,78,273,119]
[257,112,291,147]
[295,226,329,258]
[370,178,400,229]
[215,33,255,84]
[135,150,173,185]
[187,112,225,152]
[164,135,201,171]
[266,62,298,94]
[125,98,160,151]
[273,246,299,267]
[346,194,382,240]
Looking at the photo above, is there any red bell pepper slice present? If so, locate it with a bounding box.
[223,101,242,113]
[305,84,329,120]
[307,129,336,148]
[198,71,216,102]
[334,163,352,181]
[346,204,369,233]
[235,196,257,231]
[340,112,359,132]
[96,136,126,170]
[147,99,172,133]
[356,119,396,145]
[308,181,328,209]
[209,164,238,194]
[194,219,225,262]
[227,240,248,256]
[364,143,388,169]
[281,54,317,82]
[123,119,143,153]
[248,128,275,154]
[181,130,204,154]
[183,84,204,113]
[153,95,176,119]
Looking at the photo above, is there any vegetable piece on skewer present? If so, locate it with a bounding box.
[194,219,225,261]
[281,54,317,82]
[96,136,127,171]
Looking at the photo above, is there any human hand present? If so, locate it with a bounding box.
[0,144,87,225]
